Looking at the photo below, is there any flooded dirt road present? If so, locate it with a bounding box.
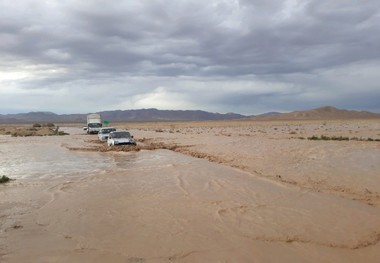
[1,127,380,262]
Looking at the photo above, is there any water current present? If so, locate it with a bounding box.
[0,133,191,181]
[1,129,380,262]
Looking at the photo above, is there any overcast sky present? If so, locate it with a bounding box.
[1,0,379,115]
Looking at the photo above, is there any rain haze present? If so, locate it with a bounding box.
[1,0,380,115]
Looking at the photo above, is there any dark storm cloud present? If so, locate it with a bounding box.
[0,0,380,114]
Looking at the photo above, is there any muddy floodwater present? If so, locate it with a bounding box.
[1,126,380,262]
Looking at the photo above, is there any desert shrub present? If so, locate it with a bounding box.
[44,123,55,127]
[307,135,379,142]
[32,123,42,128]
[331,136,349,141]
[0,175,10,184]
[57,131,69,136]
[320,135,331,140]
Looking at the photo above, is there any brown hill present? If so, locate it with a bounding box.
[254,106,380,121]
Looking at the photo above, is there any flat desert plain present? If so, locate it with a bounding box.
[1,119,380,262]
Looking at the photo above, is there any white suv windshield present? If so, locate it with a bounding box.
[112,132,131,138]
[101,128,115,133]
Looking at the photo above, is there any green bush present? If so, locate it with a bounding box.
[307,135,379,142]
[308,135,349,141]
[0,175,11,184]
[57,131,70,136]
[320,135,331,140]
[331,136,349,141]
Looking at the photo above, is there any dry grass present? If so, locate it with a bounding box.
[0,125,68,137]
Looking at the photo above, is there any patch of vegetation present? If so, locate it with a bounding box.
[0,175,12,184]
[331,136,349,141]
[320,135,331,140]
[57,131,70,136]
[307,135,379,142]
[8,125,69,137]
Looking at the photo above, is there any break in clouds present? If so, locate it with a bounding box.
[1,0,380,114]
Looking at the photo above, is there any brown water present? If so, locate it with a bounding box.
[1,130,380,262]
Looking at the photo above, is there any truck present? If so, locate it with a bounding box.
[86,113,102,134]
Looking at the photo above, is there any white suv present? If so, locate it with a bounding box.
[97,127,116,141]
[107,131,136,146]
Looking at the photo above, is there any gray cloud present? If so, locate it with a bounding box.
[1,0,380,114]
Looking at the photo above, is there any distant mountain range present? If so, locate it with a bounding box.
[0,106,379,124]
[253,106,380,120]
[0,109,247,123]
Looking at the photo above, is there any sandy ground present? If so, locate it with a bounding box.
[1,119,380,262]
[122,119,380,207]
